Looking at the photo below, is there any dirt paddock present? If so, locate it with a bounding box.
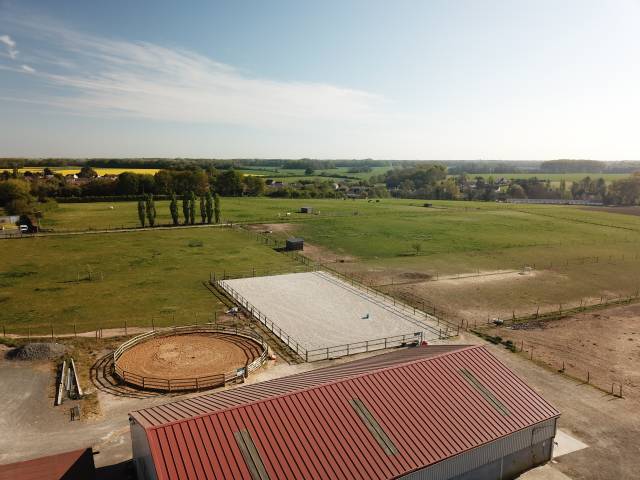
[483,302,640,398]
[116,333,263,380]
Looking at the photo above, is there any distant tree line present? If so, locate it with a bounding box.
[375,165,460,200]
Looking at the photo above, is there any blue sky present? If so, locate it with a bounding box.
[1,0,639,159]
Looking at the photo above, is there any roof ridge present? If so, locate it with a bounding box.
[141,344,479,432]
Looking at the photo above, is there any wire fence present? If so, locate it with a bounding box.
[0,309,231,339]
[464,290,640,331]
[472,331,628,399]
[0,222,233,239]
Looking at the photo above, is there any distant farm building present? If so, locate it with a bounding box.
[129,345,559,480]
[0,215,19,225]
[300,206,313,214]
[285,237,304,251]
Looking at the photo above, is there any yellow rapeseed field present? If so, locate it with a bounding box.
[4,167,161,176]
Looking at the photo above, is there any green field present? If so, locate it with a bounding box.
[237,165,391,182]
[0,228,304,334]
[5,197,640,333]
[41,198,424,231]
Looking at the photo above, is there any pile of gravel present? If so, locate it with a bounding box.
[6,342,67,361]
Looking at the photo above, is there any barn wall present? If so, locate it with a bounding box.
[130,418,158,480]
[399,418,557,480]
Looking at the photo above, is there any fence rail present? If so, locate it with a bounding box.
[112,324,268,392]
[305,333,423,362]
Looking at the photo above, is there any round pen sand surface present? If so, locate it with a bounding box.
[116,333,262,379]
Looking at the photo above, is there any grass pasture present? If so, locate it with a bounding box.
[6,197,640,336]
[41,197,425,231]
[0,227,304,334]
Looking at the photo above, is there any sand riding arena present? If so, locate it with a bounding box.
[113,325,268,392]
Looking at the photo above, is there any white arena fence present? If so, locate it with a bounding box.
[112,324,268,392]
[214,271,457,362]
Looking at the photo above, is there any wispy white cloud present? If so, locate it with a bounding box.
[0,33,18,59]
[0,12,386,130]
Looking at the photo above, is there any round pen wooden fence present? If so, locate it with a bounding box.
[112,325,268,392]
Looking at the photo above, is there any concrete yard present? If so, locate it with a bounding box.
[220,271,444,357]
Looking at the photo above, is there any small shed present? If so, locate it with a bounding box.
[285,237,304,251]
[300,206,313,214]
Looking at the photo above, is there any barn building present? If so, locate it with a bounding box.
[129,345,559,480]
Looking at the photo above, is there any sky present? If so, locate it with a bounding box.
[1,0,640,159]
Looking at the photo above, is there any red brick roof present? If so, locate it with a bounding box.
[135,345,559,480]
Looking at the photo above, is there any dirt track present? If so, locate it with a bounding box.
[116,333,262,379]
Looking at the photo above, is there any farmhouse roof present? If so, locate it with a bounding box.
[131,345,559,480]
[0,448,95,480]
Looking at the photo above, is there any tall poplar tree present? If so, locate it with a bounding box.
[214,194,221,224]
[145,194,156,227]
[189,191,196,225]
[199,196,206,224]
[170,193,179,226]
[137,199,146,227]
[205,192,214,224]
[182,192,190,225]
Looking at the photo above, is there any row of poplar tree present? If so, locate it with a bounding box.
[137,192,221,227]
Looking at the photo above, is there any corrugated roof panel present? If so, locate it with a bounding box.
[132,345,465,427]
[141,345,559,480]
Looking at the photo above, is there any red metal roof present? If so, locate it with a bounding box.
[131,344,465,428]
[0,448,94,480]
[137,345,559,480]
